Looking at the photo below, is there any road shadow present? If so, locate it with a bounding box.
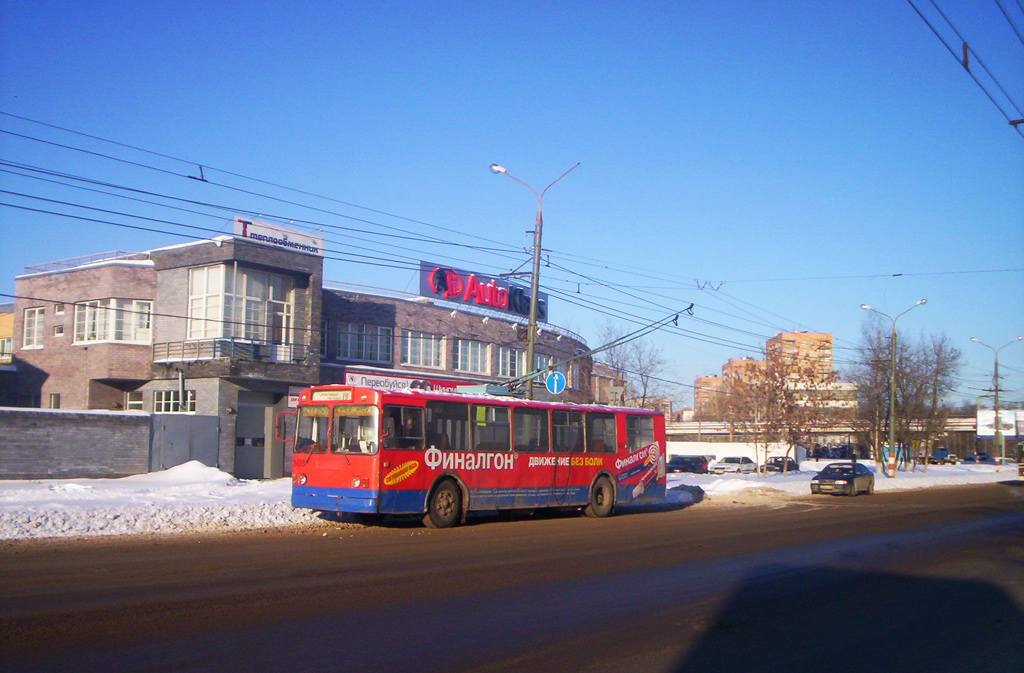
[669,564,1024,673]
[317,485,706,528]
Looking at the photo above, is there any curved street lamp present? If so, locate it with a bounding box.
[860,299,927,477]
[970,335,1023,472]
[490,163,579,399]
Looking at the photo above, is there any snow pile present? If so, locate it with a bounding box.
[0,459,1015,540]
[0,462,320,540]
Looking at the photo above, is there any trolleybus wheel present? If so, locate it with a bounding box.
[585,477,615,518]
[424,480,461,529]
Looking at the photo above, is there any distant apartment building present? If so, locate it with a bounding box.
[766,331,833,377]
[693,374,726,419]
[722,356,765,383]
[694,332,854,420]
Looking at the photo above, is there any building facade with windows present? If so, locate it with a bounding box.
[7,224,593,479]
[318,282,591,402]
[11,235,322,478]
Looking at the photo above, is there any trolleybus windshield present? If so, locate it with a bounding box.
[295,405,329,454]
[331,405,379,454]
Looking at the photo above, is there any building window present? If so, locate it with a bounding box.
[154,390,196,413]
[497,346,522,378]
[23,307,44,348]
[18,394,41,408]
[54,303,65,315]
[533,352,549,375]
[320,319,329,357]
[188,265,224,339]
[453,339,488,374]
[53,324,64,336]
[338,323,393,363]
[49,393,61,409]
[401,330,443,368]
[73,299,152,344]
[188,265,294,343]
[125,391,144,410]
[0,337,11,356]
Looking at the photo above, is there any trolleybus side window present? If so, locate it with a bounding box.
[331,405,379,454]
[552,410,584,454]
[471,404,511,452]
[626,414,654,451]
[382,405,424,451]
[586,412,617,454]
[513,407,549,453]
[295,404,329,453]
[425,400,469,451]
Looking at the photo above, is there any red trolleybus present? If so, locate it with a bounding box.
[287,385,666,527]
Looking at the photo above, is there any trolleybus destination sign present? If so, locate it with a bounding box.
[418,261,549,322]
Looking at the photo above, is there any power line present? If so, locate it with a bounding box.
[0,112,848,346]
[993,0,1024,46]
[905,0,1024,138]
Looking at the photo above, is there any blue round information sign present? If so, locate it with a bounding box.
[545,371,567,395]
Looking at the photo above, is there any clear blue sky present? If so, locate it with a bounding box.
[2,0,1022,407]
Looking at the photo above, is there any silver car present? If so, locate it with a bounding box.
[711,456,756,475]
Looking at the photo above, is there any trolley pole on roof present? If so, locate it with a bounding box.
[490,162,579,399]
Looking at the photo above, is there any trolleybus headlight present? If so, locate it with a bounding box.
[298,474,307,485]
[353,477,360,488]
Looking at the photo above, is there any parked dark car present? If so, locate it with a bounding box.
[765,457,799,473]
[666,455,709,474]
[810,462,875,496]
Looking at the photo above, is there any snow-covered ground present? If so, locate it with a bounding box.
[0,460,1015,540]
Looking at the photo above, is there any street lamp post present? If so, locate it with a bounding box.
[970,336,1023,472]
[860,299,927,477]
[490,162,579,399]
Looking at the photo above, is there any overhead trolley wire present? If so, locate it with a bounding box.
[905,0,1024,138]
[993,0,1024,46]
[1,111,920,359]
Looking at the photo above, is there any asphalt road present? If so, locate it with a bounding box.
[2,482,1023,673]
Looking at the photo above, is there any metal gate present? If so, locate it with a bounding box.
[150,414,220,472]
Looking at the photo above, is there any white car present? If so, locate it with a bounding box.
[711,456,756,474]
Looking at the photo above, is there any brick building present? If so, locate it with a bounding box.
[766,331,833,377]
[7,220,592,478]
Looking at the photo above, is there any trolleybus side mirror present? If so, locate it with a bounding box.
[275,410,296,443]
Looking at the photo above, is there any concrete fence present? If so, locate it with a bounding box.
[0,408,151,479]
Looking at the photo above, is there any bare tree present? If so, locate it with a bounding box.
[847,317,962,470]
[597,321,669,409]
[723,349,839,475]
